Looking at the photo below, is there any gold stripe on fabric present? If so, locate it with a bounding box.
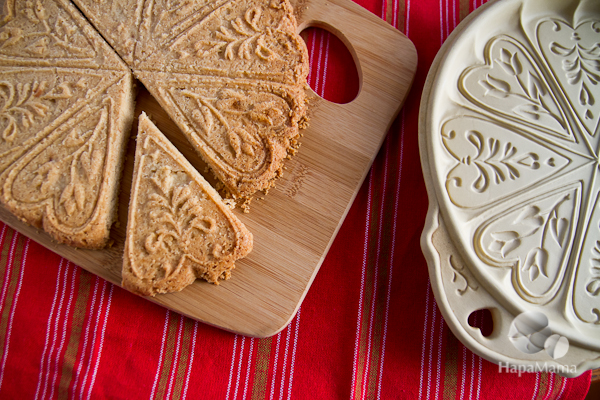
[459,0,471,21]
[365,255,393,398]
[397,0,406,33]
[251,337,273,400]
[154,313,180,400]
[0,232,24,365]
[385,0,394,25]
[536,372,550,400]
[549,375,563,399]
[0,228,14,281]
[0,228,16,346]
[170,318,195,400]
[58,269,93,400]
[354,249,377,400]
[442,331,459,399]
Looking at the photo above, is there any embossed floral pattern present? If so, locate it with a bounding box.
[440,16,600,323]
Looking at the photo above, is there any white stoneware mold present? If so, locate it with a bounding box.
[420,0,600,377]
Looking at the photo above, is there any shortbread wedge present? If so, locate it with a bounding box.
[72,0,309,198]
[123,113,253,296]
[0,0,135,248]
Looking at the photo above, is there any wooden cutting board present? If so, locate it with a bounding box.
[0,0,417,337]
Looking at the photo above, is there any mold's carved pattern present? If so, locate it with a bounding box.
[0,0,96,60]
[476,187,579,304]
[442,117,568,209]
[444,18,600,321]
[461,37,571,141]
[537,20,600,138]
[571,192,600,324]
[586,242,600,297]
[449,255,479,296]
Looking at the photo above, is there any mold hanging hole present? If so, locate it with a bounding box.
[468,308,494,337]
[300,27,359,104]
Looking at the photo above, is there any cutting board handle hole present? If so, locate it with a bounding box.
[300,27,359,104]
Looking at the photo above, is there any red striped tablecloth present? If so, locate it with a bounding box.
[0,0,593,398]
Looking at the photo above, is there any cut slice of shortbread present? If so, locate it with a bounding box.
[135,71,307,197]
[72,0,309,198]
[123,112,253,296]
[0,0,135,248]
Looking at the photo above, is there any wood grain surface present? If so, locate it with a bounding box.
[0,0,417,337]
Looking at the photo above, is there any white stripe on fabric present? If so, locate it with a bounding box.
[182,321,198,400]
[406,0,411,37]
[314,30,325,98]
[0,238,29,391]
[226,335,238,400]
[469,345,475,399]
[242,338,255,400]
[476,315,483,400]
[361,136,391,400]
[48,263,78,400]
[418,282,431,400]
[287,308,301,400]
[232,336,245,400]
[86,283,114,400]
[79,280,108,398]
[34,258,65,400]
[531,372,540,400]
[460,345,466,400]
[279,323,292,400]
[71,276,100,399]
[436,302,444,400]
[350,173,372,400]
[377,113,406,400]
[149,310,170,400]
[269,332,281,400]
[427,294,437,400]
[556,376,567,400]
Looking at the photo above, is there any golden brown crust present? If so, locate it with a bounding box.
[0,0,135,248]
[122,112,253,296]
[73,0,309,198]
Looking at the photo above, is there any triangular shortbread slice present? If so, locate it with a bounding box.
[135,71,307,197]
[0,0,135,248]
[123,113,253,296]
[0,0,127,71]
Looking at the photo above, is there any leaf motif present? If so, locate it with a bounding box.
[587,279,600,296]
[229,130,242,157]
[510,52,523,75]
[2,118,17,142]
[74,184,85,211]
[550,42,575,57]
[245,6,262,31]
[60,184,76,215]
[530,265,540,281]
[490,231,521,257]
[550,217,568,247]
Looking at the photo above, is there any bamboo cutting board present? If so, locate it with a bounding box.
[0,0,417,337]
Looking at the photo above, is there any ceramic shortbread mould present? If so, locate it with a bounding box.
[420,0,600,377]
